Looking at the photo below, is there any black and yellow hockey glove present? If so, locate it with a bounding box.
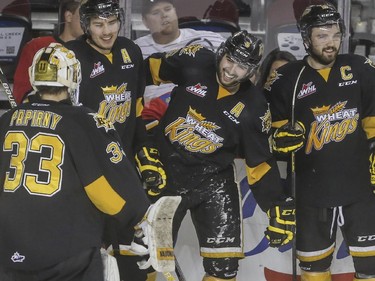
[272,121,305,154]
[135,147,167,197]
[265,197,296,248]
[369,146,375,194]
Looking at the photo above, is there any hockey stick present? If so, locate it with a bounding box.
[0,66,17,108]
[290,65,305,281]
[174,257,186,281]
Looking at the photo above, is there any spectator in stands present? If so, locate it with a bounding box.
[13,0,83,104]
[135,0,226,132]
[135,0,225,59]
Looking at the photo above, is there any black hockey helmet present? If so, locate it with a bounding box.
[216,30,264,80]
[298,4,345,50]
[80,0,124,35]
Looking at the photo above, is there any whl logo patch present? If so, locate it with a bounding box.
[186,83,207,97]
[11,252,25,263]
[297,82,316,99]
[90,61,105,78]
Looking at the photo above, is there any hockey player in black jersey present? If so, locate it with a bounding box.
[0,43,180,281]
[144,30,295,281]
[266,4,375,281]
[65,1,167,280]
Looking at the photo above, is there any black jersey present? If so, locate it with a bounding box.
[265,54,375,208]
[65,36,149,162]
[0,98,149,271]
[146,45,284,211]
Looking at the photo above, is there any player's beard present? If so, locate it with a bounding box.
[310,45,339,66]
[217,68,241,92]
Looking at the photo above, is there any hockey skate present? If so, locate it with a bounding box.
[130,196,182,272]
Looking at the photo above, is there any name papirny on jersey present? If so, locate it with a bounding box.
[97,83,132,124]
[165,107,224,153]
[305,100,359,154]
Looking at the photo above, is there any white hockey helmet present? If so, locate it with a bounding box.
[29,43,82,105]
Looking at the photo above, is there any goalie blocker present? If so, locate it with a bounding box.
[130,196,182,272]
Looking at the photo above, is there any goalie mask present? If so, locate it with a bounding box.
[80,0,124,36]
[216,30,263,81]
[298,4,345,53]
[29,43,82,105]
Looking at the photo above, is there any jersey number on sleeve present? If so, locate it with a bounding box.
[3,131,65,196]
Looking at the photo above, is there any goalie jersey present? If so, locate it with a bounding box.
[145,45,284,211]
[265,54,375,208]
[0,99,149,270]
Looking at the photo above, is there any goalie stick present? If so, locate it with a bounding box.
[0,66,17,108]
[290,65,305,281]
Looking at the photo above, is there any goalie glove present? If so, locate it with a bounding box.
[265,197,296,248]
[272,121,305,154]
[135,147,167,196]
[369,145,375,194]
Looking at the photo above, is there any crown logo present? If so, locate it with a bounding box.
[101,85,117,95]
[187,107,205,122]
[311,105,330,115]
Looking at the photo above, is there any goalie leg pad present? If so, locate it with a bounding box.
[135,196,182,272]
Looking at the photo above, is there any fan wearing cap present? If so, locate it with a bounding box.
[144,30,293,281]
[65,1,167,280]
[265,4,375,281]
[13,0,83,104]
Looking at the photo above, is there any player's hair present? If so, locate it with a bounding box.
[216,30,264,81]
[29,43,81,105]
[79,0,124,36]
[256,48,296,88]
[298,4,345,52]
[141,0,174,16]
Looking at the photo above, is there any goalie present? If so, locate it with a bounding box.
[0,43,180,281]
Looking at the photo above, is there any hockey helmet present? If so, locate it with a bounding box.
[298,4,345,49]
[216,30,263,80]
[29,43,82,105]
[80,0,123,35]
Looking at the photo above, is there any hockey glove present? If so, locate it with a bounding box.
[369,148,375,194]
[272,121,305,154]
[265,197,296,248]
[135,147,167,196]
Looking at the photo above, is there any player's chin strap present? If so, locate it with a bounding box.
[130,196,182,273]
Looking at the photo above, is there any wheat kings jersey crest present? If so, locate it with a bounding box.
[265,55,375,208]
[65,36,149,160]
[146,46,283,211]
